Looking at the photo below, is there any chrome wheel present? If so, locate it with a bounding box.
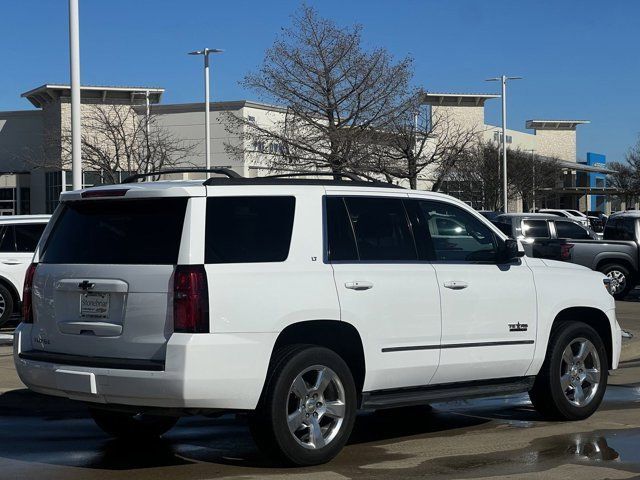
[606,270,626,295]
[286,365,346,450]
[0,293,5,318]
[560,338,601,407]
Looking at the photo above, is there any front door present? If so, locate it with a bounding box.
[410,198,537,385]
[325,194,441,392]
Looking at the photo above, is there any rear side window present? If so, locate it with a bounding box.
[205,196,295,263]
[343,197,417,261]
[325,197,358,261]
[555,221,590,240]
[41,199,187,264]
[15,224,46,252]
[0,226,14,252]
[521,220,550,238]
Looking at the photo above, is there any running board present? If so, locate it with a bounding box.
[360,376,535,410]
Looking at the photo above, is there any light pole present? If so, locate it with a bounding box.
[528,149,536,211]
[486,75,522,212]
[188,48,223,172]
[69,0,82,190]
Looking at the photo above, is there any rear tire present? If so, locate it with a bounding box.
[89,407,178,440]
[0,284,14,328]
[529,321,608,420]
[599,263,632,300]
[249,345,357,466]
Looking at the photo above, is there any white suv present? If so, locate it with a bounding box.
[14,171,621,466]
[0,215,50,326]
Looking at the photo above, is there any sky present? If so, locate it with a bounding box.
[1,0,639,162]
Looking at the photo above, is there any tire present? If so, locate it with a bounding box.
[529,321,608,420]
[0,284,14,328]
[598,263,632,300]
[248,345,357,466]
[89,407,178,440]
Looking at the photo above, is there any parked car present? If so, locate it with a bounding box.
[0,215,50,326]
[492,213,576,262]
[14,170,621,466]
[602,212,640,298]
[497,212,638,299]
[539,209,590,228]
[476,210,501,221]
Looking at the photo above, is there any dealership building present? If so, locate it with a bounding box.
[0,83,613,214]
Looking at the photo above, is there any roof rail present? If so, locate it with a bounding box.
[263,171,362,181]
[122,168,241,184]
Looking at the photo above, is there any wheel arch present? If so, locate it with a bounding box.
[552,307,613,368]
[270,320,366,398]
[594,257,635,278]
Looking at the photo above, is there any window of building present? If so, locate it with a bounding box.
[521,219,550,238]
[205,196,296,263]
[343,197,417,261]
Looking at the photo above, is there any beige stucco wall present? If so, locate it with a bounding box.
[532,129,577,162]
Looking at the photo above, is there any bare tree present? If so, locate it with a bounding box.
[447,142,561,211]
[28,104,194,183]
[224,5,413,176]
[368,97,480,189]
[608,161,638,207]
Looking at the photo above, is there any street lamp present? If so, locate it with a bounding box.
[486,75,523,213]
[528,149,536,212]
[188,48,223,172]
[69,0,82,190]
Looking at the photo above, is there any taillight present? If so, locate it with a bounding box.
[23,263,37,323]
[173,265,209,333]
[560,243,574,261]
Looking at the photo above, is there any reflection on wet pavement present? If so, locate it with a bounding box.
[0,384,639,479]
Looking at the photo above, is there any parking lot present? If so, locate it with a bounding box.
[1,299,639,480]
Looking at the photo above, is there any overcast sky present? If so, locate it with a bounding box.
[1,0,638,162]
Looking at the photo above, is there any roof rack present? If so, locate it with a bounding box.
[122,168,241,183]
[261,171,363,182]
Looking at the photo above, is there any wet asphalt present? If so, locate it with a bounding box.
[1,300,640,480]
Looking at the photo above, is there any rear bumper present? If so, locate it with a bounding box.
[13,324,277,410]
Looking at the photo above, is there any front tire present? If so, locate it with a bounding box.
[0,284,14,328]
[599,263,632,300]
[89,407,178,440]
[529,321,608,420]
[249,345,357,466]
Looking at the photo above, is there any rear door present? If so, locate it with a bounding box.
[29,196,192,362]
[327,194,442,392]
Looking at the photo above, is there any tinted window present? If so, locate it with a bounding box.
[492,221,513,237]
[325,197,358,261]
[521,219,550,238]
[620,218,637,241]
[42,199,187,264]
[205,196,295,263]
[343,197,416,261]
[0,226,15,252]
[555,221,590,240]
[418,201,497,262]
[14,224,46,252]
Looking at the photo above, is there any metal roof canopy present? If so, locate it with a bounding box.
[21,84,165,108]
[420,92,500,107]
[555,159,613,174]
[526,119,590,130]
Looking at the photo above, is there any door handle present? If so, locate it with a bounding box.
[443,280,468,290]
[345,281,373,291]
[1,260,21,265]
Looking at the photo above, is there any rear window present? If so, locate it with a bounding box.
[205,196,295,263]
[41,198,187,264]
[521,219,550,238]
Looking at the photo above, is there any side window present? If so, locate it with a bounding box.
[343,197,417,261]
[325,197,358,261]
[419,200,498,262]
[0,226,15,252]
[604,218,620,240]
[205,196,295,263]
[521,220,550,238]
[14,224,46,252]
[621,218,637,241]
[555,221,590,240]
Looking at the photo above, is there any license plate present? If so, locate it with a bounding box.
[80,292,110,318]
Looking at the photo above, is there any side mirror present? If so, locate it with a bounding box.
[499,238,525,263]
